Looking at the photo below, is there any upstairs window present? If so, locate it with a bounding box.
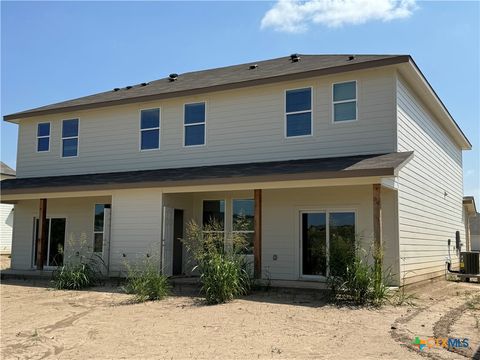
[37,123,50,152]
[184,102,205,146]
[285,88,312,137]
[140,108,160,150]
[333,81,357,122]
[62,119,79,157]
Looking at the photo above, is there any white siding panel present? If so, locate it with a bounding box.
[0,204,14,254]
[396,76,464,283]
[15,68,396,178]
[109,189,163,274]
[262,185,399,285]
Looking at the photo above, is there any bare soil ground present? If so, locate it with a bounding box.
[0,255,11,270]
[1,265,478,359]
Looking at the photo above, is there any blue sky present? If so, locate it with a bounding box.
[1,1,479,199]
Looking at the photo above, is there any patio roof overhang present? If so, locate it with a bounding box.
[1,152,413,200]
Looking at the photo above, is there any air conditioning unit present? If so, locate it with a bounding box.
[460,252,480,275]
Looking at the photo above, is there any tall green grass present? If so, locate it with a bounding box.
[123,259,170,302]
[52,234,104,290]
[327,242,390,306]
[183,220,252,304]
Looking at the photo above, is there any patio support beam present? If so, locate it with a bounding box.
[254,189,262,279]
[36,198,48,270]
[373,184,383,273]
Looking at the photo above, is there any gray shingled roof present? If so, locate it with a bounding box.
[1,152,413,195]
[4,54,409,121]
[0,162,16,176]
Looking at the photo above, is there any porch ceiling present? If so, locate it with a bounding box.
[1,152,413,196]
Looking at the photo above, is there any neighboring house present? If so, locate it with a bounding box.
[470,214,480,251]
[0,162,16,254]
[467,196,480,251]
[1,54,472,285]
[463,196,477,251]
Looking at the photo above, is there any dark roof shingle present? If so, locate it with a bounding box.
[4,54,409,121]
[0,162,16,176]
[1,152,413,196]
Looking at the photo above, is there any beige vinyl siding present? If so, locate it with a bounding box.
[109,189,163,274]
[0,204,14,254]
[15,68,396,178]
[396,76,464,283]
[10,196,111,270]
[262,185,399,284]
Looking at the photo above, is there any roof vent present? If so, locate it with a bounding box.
[249,64,258,70]
[113,88,120,91]
[169,73,178,82]
[347,55,355,61]
[126,86,133,90]
[290,54,301,62]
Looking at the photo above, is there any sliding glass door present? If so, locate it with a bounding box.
[301,211,355,278]
[33,218,66,268]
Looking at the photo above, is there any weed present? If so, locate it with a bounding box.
[327,243,391,306]
[182,219,252,304]
[52,234,105,290]
[123,257,170,302]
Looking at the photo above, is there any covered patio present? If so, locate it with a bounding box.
[1,152,413,286]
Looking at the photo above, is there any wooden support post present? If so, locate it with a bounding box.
[254,189,262,279]
[36,198,48,270]
[372,184,383,279]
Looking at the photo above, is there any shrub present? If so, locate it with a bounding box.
[200,252,250,304]
[52,234,104,290]
[183,220,252,304]
[52,261,99,290]
[123,259,170,302]
[327,244,390,306]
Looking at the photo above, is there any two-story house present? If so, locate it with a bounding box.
[1,54,471,285]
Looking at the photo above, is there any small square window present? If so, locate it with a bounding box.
[185,103,205,124]
[141,109,160,129]
[185,124,205,146]
[37,137,49,152]
[62,119,79,138]
[37,123,50,137]
[62,138,78,157]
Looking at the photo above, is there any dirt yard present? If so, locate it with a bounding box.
[1,274,479,359]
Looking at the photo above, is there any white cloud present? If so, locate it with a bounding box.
[261,0,417,33]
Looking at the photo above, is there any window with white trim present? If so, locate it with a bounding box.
[93,204,110,253]
[232,199,255,255]
[301,211,356,277]
[140,108,160,150]
[202,200,224,251]
[37,123,50,152]
[184,102,205,146]
[62,118,79,157]
[285,88,312,137]
[333,81,357,122]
